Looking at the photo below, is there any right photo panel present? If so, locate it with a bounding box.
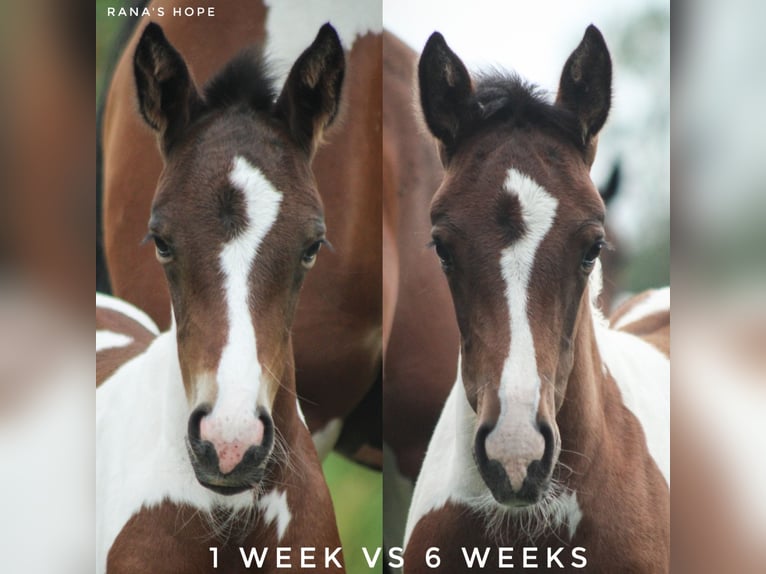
[382,1,669,572]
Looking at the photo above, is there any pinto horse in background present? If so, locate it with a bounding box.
[596,161,624,311]
[100,0,382,466]
[96,23,348,573]
[404,27,669,573]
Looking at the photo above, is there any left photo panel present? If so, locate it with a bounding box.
[96,2,382,572]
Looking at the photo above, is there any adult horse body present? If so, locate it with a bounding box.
[97,22,350,573]
[403,27,669,573]
[101,0,382,464]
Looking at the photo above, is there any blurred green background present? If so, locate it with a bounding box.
[323,454,383,573]
[96,4,383,572]
[96,1,120,97]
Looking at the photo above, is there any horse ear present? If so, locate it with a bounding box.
[134,22,203,154]
[275,23,345,156]
[556,25,612,162]
[418,32,474,159]
[599,160,621,204]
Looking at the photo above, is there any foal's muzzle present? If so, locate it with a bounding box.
[186,405,275,495]
[474,420,556,506]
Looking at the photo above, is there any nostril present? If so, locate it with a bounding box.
[537,421,556,476]
[188,404,211,442]
[474,422,515,502]
[473,423,493,467]
[256,407,275,449]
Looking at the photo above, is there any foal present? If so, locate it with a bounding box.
[100,2,384,466]
[96,23,347,573]
[404,27,669,573]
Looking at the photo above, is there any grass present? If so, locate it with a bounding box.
[323,454,384,573]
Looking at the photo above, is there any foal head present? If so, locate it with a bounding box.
[134,23,344,494]
[419,26,612,507]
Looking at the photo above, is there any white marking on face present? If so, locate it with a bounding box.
[203,156,282,449]
[264,0,382,88]
[311,418,343,461]
[96,293,160,335]
[612,287,670,330]
[485,168,559,491]
[256,489,292,541]
[96,330,133,352]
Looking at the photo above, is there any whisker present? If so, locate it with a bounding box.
[559,447,592,464]
[463,477,581,547]
[261,362,300,400]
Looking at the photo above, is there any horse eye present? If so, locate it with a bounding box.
[301,240,323,269]
[433,240,453,270]
[582,239,605,271]
[153,235,173,264]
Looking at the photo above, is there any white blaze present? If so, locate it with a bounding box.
[485,168,559,491]
[207,156,282,442]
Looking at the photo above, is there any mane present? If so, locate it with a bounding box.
[467,72,585,151]
[203,46,277,113]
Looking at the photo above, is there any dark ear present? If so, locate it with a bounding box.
[418,32,475,158]
[274,23,345,156]
[599,160,621,204]
[556,25,612,160]
[134,22,203,154]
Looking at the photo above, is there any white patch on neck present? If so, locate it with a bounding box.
[590,257,669,483]
[96,330,133,352]
[311,418,343,461]
[595,323,670,483]
[96,293,159,335]
[404,356,476,548]
[264,0,382,88]
[96,331,255,574]
[256,489,292,541]
[612,287,670,330]
[485,168,559,489]
[209,157,282,436]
